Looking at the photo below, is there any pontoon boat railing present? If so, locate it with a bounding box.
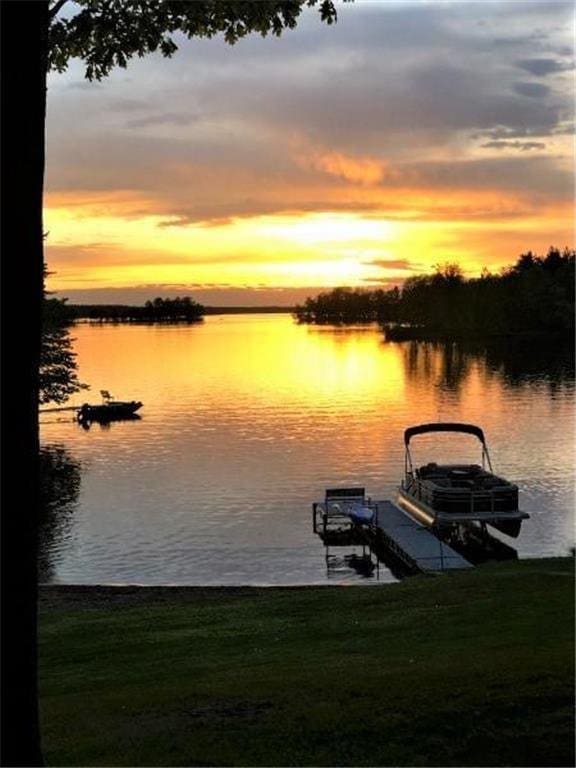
[401,475,517,517]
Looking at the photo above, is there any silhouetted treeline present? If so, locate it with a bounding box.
[70,304,293,319]
[294,286,400,324]
[294,248,575,337]
[68,296,205,323]
[142,297,204,321]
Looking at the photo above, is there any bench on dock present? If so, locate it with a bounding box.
[313,488,375,537]
[325,487,367,512]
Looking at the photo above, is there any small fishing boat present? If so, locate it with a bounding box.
[397,423,529,538]
[77,390,143,423]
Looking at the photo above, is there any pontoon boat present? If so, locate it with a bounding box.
[397,423,529,538]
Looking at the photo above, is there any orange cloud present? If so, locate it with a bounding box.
[309,150,386,185]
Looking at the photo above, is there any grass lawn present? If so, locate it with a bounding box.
[39,557,574,767]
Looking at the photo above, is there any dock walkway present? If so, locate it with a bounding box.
[373,500,472,573]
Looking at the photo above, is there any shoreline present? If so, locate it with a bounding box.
[38,555,572,609]
[39,581,360,610]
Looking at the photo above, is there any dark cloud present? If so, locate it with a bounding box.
[481,125,556,140]
[512,81,551,99]
[400,156,572,199]
[180,56,566,156]
[515,58,573,76]
[492,35,542,48]
[481,140,547,151]
[361,259,420,272]
[47,1,573,160]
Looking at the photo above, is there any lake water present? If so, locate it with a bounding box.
[39,314,575,585]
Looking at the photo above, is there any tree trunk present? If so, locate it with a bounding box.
[1,1,48,765]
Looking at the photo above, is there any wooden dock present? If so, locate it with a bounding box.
[313,491,473,574]
[39,406,80,414]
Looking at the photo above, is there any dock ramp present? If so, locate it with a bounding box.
[374,501,472,573]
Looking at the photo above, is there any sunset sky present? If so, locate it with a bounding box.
[45,0,575,306]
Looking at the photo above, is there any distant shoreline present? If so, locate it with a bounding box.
[69,304,295,319]
[204,306,295,314]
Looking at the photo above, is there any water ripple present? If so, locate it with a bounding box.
[40,316,575,585]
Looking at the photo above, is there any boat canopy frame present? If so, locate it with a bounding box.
[403,422,493,476]
[404,423,485,445]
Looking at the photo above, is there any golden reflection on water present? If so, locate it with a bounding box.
[72,316,407,413]
[41,315,574,586]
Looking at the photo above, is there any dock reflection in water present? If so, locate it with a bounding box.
[39,315,574,586]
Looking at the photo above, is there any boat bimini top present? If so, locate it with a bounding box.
[404,422,493,474]
[404,422,485,445]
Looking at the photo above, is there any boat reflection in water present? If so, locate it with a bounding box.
[78,413,142,431]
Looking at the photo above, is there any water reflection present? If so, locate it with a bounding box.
[324,548,380,580]
[38,316,574,585]
[482,337,574,392]
[79,413,142,431]
[39,445,81,582]
[402,338,574,394]
[403,341,473,394]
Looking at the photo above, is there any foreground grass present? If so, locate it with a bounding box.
[39,558,574,767]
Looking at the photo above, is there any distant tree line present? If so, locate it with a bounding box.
[294,248,575,338]
[68,296,205,323]
[70,304,293,319]
[294,286,400,324]
[142,297,204,322]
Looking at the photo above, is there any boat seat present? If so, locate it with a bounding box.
[418,463,438,477]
